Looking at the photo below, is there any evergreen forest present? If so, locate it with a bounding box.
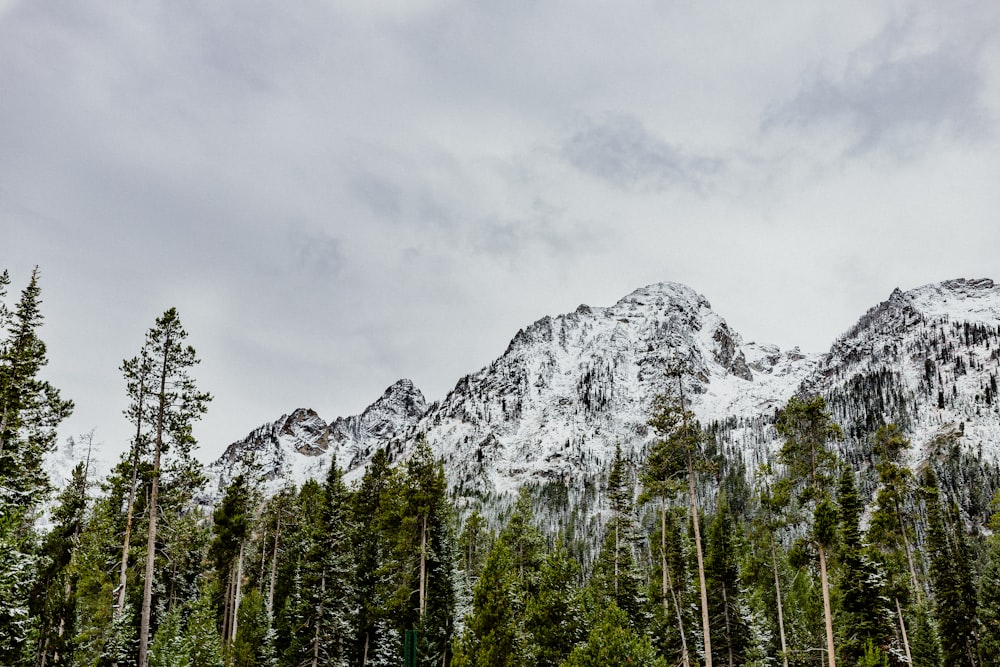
[5,266,1000,667]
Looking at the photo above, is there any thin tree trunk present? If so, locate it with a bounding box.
[116,392,145,622]
[818,544,836,667]
[311,571,325,667]
[267,522,280,622]
[614,515,620,597]
[362,633,369,667]
[721,582,733,667]
[139,333,170,667]
[259,527,268,585]
[662,500,690,667]
[419,513,428,618]
[896,500,922,606]
[770,536,789,667]
[689,456,712,667]
[231,541,245,644]
[222,566,234,648]
[138,434,161,667]
[896,597,913,665]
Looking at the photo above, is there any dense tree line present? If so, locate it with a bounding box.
[4,266,1000,666]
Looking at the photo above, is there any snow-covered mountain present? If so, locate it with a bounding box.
[207,278,1000,511]
[208,379,427,496]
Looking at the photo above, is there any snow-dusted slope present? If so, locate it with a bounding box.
[210,282,817,499]
[814,278,1000,463]
[405,282,816,497]
[206,278,1000,509]
[207,379,426,496]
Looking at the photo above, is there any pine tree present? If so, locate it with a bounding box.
[452,540,522,667]
[705,492,749,667]
[647,367,713,667]
[835,466,892,665]
[398,438,456,666]
[30,448,93,667]
[0,267,73,663]
[922,466,979,666]
[560,603,667,667]
[523,538,585,667]
[209,473,254,650]
[775,395,841,667]
[349,447,399,665]
[590,443,645,627]
[980,492,1000,664]
[131,308,211,667]
[866,424,921,662]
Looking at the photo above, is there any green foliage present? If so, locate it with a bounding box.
[980,492,1000,664]
[560,604,667,667]
[922,467,979,667]
[0,268,73,663]
[232,588,268,667]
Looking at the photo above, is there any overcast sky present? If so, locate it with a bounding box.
[3,0,999,464]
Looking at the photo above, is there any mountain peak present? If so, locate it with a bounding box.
[615,281,709,309]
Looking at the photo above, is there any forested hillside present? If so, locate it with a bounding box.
[5,267,1000,666]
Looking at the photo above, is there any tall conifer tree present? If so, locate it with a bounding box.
[130,308,210,667]
[775,395,840,667]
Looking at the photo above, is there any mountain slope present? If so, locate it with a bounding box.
[206,278,1000,514]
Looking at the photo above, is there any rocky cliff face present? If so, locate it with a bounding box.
[207,379,426,496]
[208,278,1000,513]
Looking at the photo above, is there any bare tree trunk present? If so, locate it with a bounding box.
[267,523,280,622]
[139,333,170,667]
[222,566,234,647]
[897,597,913,665]
[770,536,789,667]
[231,541,245,645]
[138,433,161,667]
[311,571,326,667]
[614,514,620,597]
[818,544,836,667]
[689,456,712,667]
[115,397,145,623]
[896,501,922,606]
[419,513,428,619]
[662,501,690,667]
[721,582,733,667]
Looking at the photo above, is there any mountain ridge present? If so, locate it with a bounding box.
[202,279,998,501]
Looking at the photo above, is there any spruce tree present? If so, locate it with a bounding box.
[922,466,979,666]
[591,443,645,627]
[705,492,749,667]
[561,603,667,667]
[0,267,73,663]
[835,467,892,665]
[30,456,91,666]
[524,538,585,667]
[349,447,399,665]
[453,540,522,667]
[647,367,713,667]
[979,492,1000,664]
[775,395,841,667]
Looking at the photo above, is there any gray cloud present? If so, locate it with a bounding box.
[561,114,725,193]
[764,13,992,156]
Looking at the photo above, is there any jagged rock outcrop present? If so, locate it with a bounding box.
[206,278,1000,518]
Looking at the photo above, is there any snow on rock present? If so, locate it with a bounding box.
[207,380,426,497]
[207,278,1000,511]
